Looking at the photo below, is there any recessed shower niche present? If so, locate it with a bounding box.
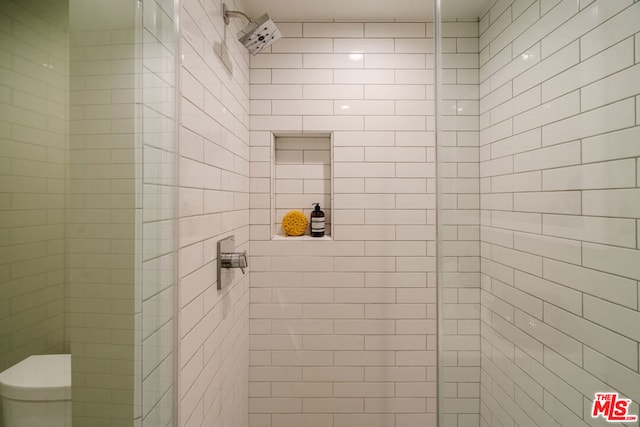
[271,133,333,239]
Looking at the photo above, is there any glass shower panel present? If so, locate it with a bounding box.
[438,0,640,426]
[137,0,178,425]
[0,0,177,425]
[436,0,482,426]
[0,0,69,375]
[68,0,139,423]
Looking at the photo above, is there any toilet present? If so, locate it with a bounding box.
[0,354,71,427]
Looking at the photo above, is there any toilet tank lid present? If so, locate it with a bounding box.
[0,354,71,401]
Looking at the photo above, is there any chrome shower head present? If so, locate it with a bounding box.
[223,4,282,55]
[237,14,282,55]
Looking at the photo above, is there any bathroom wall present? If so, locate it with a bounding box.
[0,0,68,378]
[438,20,481,427]
[177,0,251,425]
[68,0,137,424]
[248,22,440,427]
[478,1,640,426]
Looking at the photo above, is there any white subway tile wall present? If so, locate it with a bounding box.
[439,20,482,427]
[249,21,441,427]
[0,0,67,373]
[179,0,250,426]
[479,2,640,427]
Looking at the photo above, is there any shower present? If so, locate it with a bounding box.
[223,3,282,55]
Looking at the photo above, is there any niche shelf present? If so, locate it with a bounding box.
[271,133,333,240]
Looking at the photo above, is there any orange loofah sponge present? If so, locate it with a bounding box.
[282,210,308,236]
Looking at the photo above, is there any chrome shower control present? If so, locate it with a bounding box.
[217,235,248,290]
[220,251,248,274]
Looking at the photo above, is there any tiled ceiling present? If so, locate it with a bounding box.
[241,0,494,22]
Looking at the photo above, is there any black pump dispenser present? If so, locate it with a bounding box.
[310,203,325,237]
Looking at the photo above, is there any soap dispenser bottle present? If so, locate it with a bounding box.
[310,203,325,237]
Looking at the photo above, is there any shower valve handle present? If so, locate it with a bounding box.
[220,251,248,274]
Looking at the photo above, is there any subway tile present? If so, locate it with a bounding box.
[479,7,511,52]
[250,54,303,69]
[272,69,333,84]
[335,100,394,115]
[272,350,333,366]
[584,295,640,342]
[541,391,584,426]
[303,303,364,319]
[513,232,581,264]
[541,0,630,58]
[491,171,541,193]
[581,63,640,111]
[542,158,636,191]
[334,382,395,398]
[303,335,364,350]
[583,242,640,280]
[544,303,638,369]
[493,246,542,276]
[480,119,513,146]
[513,191,581,215]
[490,2,539,58]
[303,23,364,38]
[365,304,426,319]
[491,87,540,125]
[335,414,395,427]
[275,23,302,38]
[334,69,394,84]
[513,90,580,134]
[302,367,364,383]
[271,100,333,116]
[396,38,434,54]
[582,188,640,218]
[513,141,580,172]
[543,214,636,248]
[303,115,364,131]
[443,22,478,38]
[366,54,427,70]
[303,84,364,100]
[365,23,426,38]
[304,53,364,69]
[513,41,579,95]
[365,178,426,194]
[395,69,435,85]
[272,414,332,427]
[334,38,394,53]
[582,125,640,163]
[334,351,396,366]
[541,38,634,103]
[544,258,637,310]
[249,398,301,413]
[479,45,511,83]
[516,350,582,413]
[251,84,302,100]
[492,211,541,234]
[584,347,640,404]
[251,115,302,131]
[365,85,426,100]
[490,128,541,158]
[542,346,608,402]
[271,38,333,53]
[365,397,425,413]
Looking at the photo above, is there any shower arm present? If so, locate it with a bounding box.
[223,3,254,25]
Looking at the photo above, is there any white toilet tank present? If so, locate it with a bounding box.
[0,354,71,427]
